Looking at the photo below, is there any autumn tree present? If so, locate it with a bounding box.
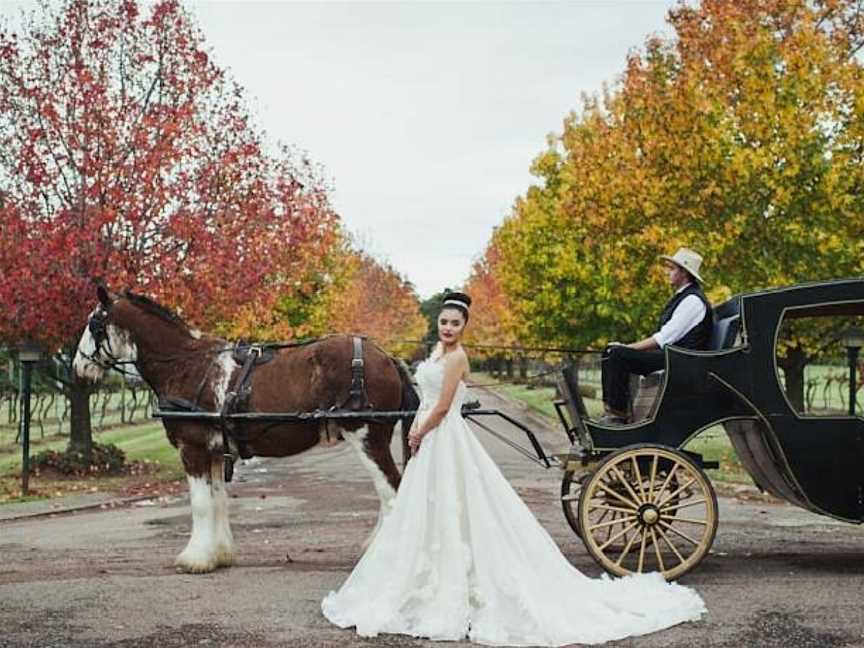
[0,0,340,458]
[486,0,864,409]
[323,250,427,359]
[462,233,521,357]
[419,290,450,352]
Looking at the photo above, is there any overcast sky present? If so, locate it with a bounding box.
[3,1,679,298]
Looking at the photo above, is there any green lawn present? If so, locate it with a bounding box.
[474,373,604,421]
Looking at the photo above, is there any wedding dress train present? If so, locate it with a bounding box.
[322,358,705,646]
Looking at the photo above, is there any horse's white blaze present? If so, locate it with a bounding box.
[176,476,220,573]
[344,426,397,549]
[107,324,137,361]
[207,353,239,451]
[73,323,104,382]
[73,314,137,382]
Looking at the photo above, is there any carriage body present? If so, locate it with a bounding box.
[559,278,864,579]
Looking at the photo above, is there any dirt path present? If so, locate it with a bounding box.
[1,385,863,647]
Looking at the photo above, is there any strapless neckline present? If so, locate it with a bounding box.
[419,358,467,384]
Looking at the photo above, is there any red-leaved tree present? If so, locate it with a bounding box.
[0,0,340,457]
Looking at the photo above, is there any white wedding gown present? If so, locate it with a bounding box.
[322,358,706,646]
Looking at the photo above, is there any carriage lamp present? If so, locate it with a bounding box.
[840,327,864,417]
[17,340,45,495]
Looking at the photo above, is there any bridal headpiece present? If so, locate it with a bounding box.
[443,299,469,310]
[440,291,472,322]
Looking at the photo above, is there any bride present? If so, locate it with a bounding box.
[322,292,706,646]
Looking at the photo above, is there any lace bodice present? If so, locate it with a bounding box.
[414,358,466,413]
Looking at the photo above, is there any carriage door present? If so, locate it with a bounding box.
[776,304,864,520]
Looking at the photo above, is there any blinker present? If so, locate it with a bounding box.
[88,309,111,354]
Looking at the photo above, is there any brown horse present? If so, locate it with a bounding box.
[73,286,418,573]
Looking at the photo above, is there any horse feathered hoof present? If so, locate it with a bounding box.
[174,561,216,574]
[174,553,218,574]
[214,548,236,568]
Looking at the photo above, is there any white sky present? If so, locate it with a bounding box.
[3,0,679,299]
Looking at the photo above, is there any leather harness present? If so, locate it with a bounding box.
[158,336,373,482]
[340,336,374,411]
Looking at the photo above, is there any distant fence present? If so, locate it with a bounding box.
[1,379,156,442]
[474,352,602,396]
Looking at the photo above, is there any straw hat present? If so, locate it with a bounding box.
[659,247,705,283]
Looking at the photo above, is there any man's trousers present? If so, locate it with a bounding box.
[601,345,666,415]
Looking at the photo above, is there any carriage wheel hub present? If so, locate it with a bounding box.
[639,505,660,526]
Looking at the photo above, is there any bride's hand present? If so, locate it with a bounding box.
[408,430,423,454]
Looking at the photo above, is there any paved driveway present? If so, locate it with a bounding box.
[1,386,863,647]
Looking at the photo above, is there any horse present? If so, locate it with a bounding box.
[72,285,419,573]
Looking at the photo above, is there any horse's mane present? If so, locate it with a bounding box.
[122,290,191,331]
[119,292,361,350]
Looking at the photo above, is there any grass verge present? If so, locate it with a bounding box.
[0,421,184,504]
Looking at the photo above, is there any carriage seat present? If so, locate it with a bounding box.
[708,314,740,351]
[631,314,741,421]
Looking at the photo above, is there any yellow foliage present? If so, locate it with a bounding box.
[478,0,864,350]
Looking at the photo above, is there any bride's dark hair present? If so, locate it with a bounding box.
[439,291,472,323]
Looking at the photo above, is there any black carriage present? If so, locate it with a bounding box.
[555,278,864,580]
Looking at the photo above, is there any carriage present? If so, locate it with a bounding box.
[552,277,864,580]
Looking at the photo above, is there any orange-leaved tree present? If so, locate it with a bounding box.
[462,231,521,356]
[323,250,427,358]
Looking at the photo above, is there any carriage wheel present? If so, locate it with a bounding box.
[561,469,583,538]
[562,461,663,547]
[561,466,680,548]
[577,444,718,581]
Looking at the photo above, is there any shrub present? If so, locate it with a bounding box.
[32,442,127,476]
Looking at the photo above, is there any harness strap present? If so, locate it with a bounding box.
[345,336,373,411]
[219,345,263,481]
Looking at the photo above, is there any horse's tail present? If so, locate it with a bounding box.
[393,358,419,468]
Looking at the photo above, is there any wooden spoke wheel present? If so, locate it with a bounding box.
[561,469,584,538]
[577,444,718,581]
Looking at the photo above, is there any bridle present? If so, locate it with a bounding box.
[82,307,139,376]
[82,306,236,375]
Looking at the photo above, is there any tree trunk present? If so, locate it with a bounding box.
[779,346,806,414]
[518,355,528,382]
[68,372,93,460]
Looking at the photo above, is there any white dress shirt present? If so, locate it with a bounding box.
[652,285,708,348]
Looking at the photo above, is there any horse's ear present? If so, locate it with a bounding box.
[96,284,111,308]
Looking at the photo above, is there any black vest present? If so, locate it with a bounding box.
[657,283,713,350]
